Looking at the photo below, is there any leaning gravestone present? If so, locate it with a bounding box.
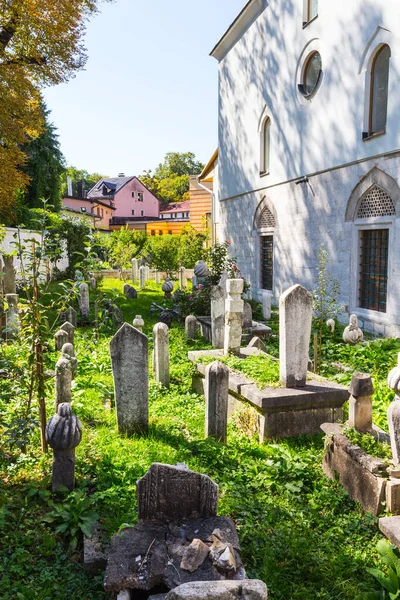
[279,285,312,388]
[61,321,75,346]
[46,403,82,492]
[223,279,244,355]
[153,322,170,388]
[211,286,224,349]
[3,255,16,295]
[110,323,148,435]
[185,315,197,340]
[78,282,90,318]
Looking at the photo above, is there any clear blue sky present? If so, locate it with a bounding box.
[43,0,245,177]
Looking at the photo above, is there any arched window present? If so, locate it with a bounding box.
[260,117,271,175]
[257,205,275,291]
[366,44,391,138]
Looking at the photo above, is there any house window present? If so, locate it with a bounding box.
[151,230,155,236]
[300,51,322,97]
[159,230,163,235]
[141,210,144,216]
[261,236,274,291]
[260,117,271,175]
[101,208,104,218]
[304,0,318,25]
[365,44,391,139]
[168,230,172,235]
[359,229,389,312]
[132,192,135,198]
[138,192,144,202]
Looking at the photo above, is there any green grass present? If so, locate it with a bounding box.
[0,278,396,599]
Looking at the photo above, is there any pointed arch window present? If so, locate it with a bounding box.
[364,44,391,139]
[260,117,271,176]
[257,205,275,291]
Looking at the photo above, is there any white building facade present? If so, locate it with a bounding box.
[212,0,400,336]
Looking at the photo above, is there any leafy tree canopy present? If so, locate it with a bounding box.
[140,152,204,205]
[16,103,66,218]
[0,0,112,223]
[60,166,108,198]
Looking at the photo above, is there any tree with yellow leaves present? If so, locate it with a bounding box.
[0,0,111,223]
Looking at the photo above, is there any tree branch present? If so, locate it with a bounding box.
[1,55,47,67]
[0,16,18,52]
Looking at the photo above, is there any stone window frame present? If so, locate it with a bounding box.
[260,116,271,177]
[303,0,318,28]
[253,197,277,296]
[347,168,399,323]
[295,39,323,105]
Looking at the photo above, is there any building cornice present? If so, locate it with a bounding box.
[210,0,267,62]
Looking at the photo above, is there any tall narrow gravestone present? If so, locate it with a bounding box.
[139,266,146,290]
[179,266,186,289]
[279,284,312,388]
[131,258,138,283]
[3,255,16,295]
[211,285,224,348]
[110,323,148,435]
[153,322,170,388]
[205,361,229,443]
[224,279,244,355]
[61,321,75,346]
[78,282,90,319]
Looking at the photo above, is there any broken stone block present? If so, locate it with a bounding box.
[165,580,268,600]
[137,463,218,523]
[247,337,267,353]
[180,539,210,572]
[83,522,108,573]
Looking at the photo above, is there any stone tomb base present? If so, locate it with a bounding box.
[189,349,348,441]
[104,516,245,595]
[321,423,400,516]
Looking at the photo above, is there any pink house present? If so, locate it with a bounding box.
[87,175,160,227]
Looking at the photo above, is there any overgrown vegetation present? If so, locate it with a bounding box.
[1,278,399,599]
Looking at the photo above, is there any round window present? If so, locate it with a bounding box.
[303,51,322,97]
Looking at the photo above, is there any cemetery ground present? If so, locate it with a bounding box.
[2,280,400,599]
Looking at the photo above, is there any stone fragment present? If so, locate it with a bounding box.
[137,463,218,523]
[45,402,82,492]
[326,318,335,332]
[84,522,108,573]
[127,286,138,299]
[110,323,148,435]
[61,321,75,346]
[205,361,229,443]
[185,315,198,340]
[348,373,374,432]
[5,293,19,339]
[223,279,244,356]
[55,329,68,351]
[117,591,131,600]
[247,337,267,353]
[153,322,170,388]
[3,255,16,295]
[165,580,268,600]
[261,292,271,320]
[123,283,131,295]
[343,314,363,345]
[132,258,138,282]
[139,266,146,289]
[180,539,210,572]
[78,282,90,318]
[379,516,400,550]
[133,315,144,332]
[242,302,253,329]
[279,284,312,388]
[90,276,97,290]
[211,286,224,349]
